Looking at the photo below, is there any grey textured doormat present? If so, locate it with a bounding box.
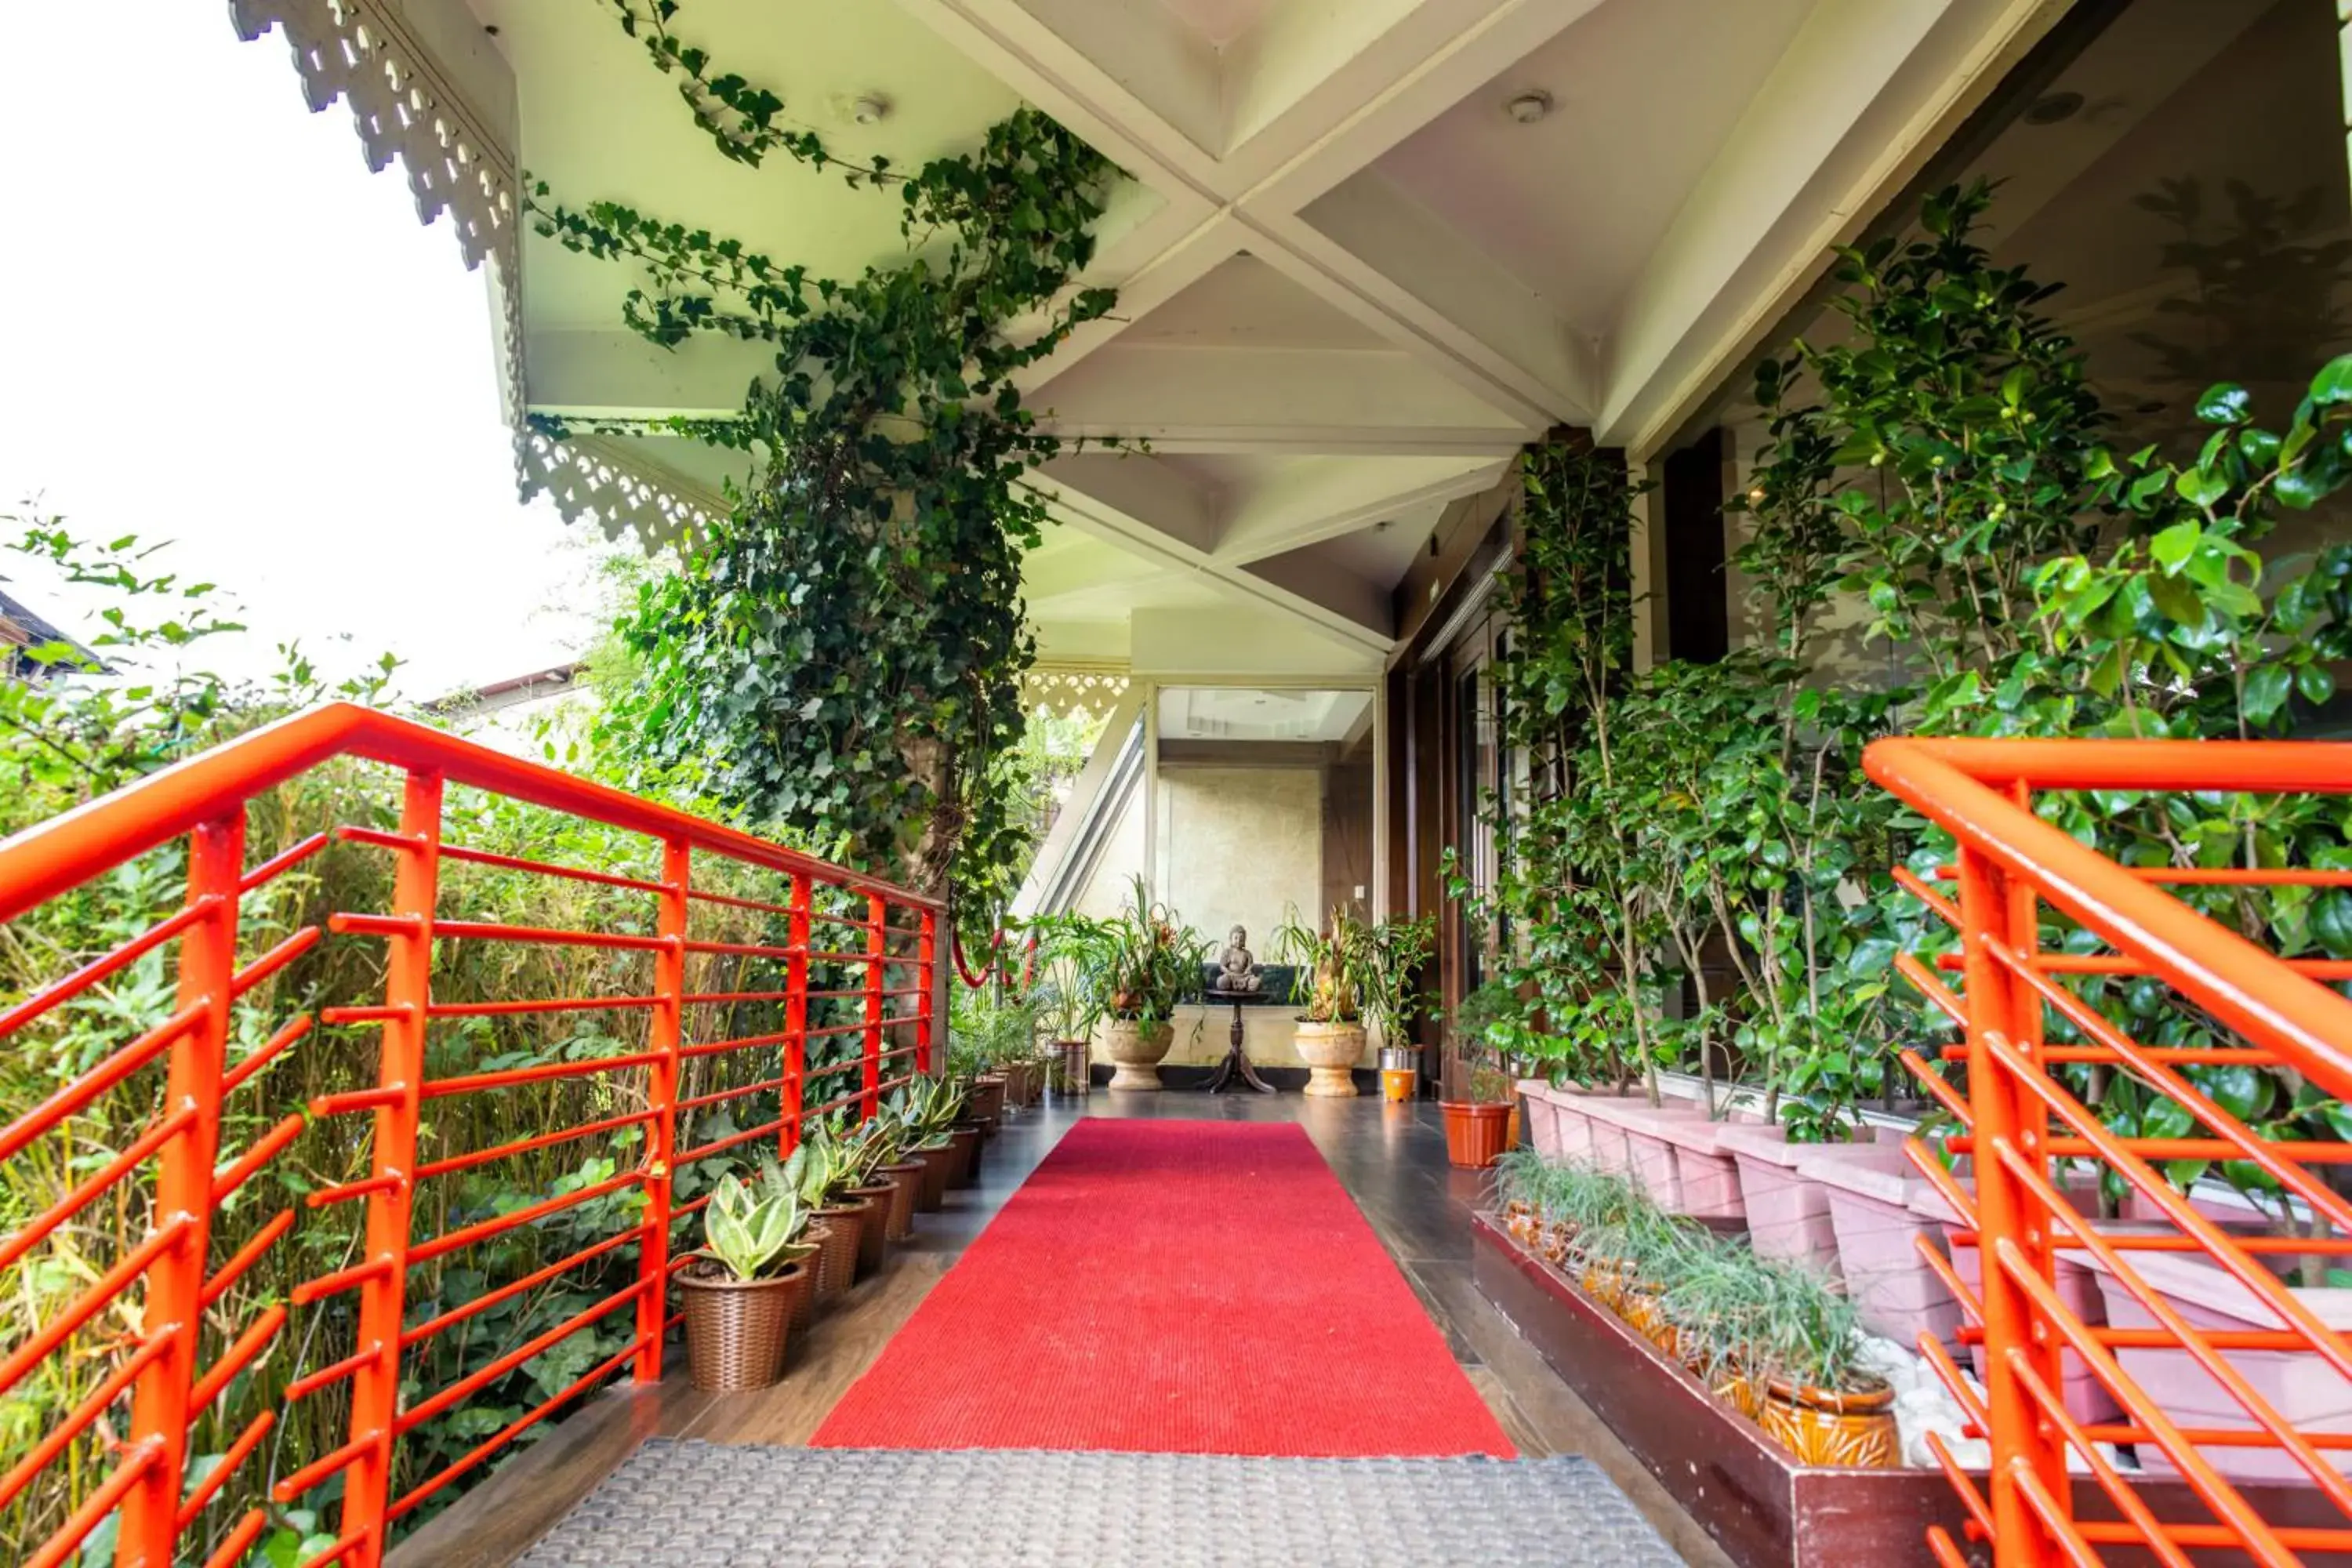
[514,1439,1686,1566]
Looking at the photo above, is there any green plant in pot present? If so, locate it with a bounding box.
[786,1131,869,1309]
[1030,910,1115,1093]
[902,1075,971,1209]
[1094,877,1210,1091]
[833,1114,907,1276]
[1272,904,1371,1097]
[854,1105,927,1243]
[1438,980,1523,1169]
[677,1164,823,1392]
[1365,913,1436,1094]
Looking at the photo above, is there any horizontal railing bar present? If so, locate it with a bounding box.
[308,1086,403,1116]
[680,938,795,959]
[199,1510,269,1568]
[319,1004,411,1025]
[282,1338,379,1404]
[415,1107,657,1181]
[0,1216,187,1401]
[681,989,791,1005]
[230,925,322,996]
[677,1029,793,1061]
[0,1105,194,1272]
[676,1116,788,1166]
[427,995,658,1018]
[390,1332,652,1522]
[677,1075,792,1111]
[400,1222,652,1350]
[683,886,793,916]
[239,831,330,892]
[438,840,668,894]
[1938,1044,2291,1066]
[1932,950,2352,981]
[270,1428,377,1504]
[395,1280,652,1433]
[202,1209,294,1308]
[431,919,674,953]
[0,899,212,1043]
[334,825,423,852]
[290,1255,391,1307]
[29,1436,159,1568]
[0,1003,203,1163]
[176,1410,274,1529]
[305,1172,401,1209]
[209,1112,307,1203]
[0,703,941,927]
[188,1305,285,1413]
[0,1333,169,1512]
[1946,1137,2352,1165]
[325,912,422,938]
[423,1049,662,1098]
[222,1012,313,1093]
[408,1171,641,1265]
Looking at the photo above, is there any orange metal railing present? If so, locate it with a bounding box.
[1871,737,2352,1566]
[0,703,939,1568]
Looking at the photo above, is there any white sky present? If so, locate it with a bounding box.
[0,2,608,702]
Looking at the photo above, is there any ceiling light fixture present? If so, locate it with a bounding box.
[852,94,891,125]
[2024,90,2083,125]
[1505,89,1552,125]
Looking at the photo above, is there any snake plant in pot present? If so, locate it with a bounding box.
[837,1113,909,1273]
[903,1076,969,1210]
[788,1131,870,1312]
[677,1164,826,1391]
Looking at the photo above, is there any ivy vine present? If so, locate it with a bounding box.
[533,2,1122,904]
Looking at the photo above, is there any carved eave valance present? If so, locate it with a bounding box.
[231,0,719,555]
[1022,665,1133,721]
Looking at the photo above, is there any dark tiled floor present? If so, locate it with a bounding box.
[390,1091,1730,1568]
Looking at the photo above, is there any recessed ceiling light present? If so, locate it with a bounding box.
[2024,90,2084,125]
[1506,90,1552,125]
[852,95,891,125]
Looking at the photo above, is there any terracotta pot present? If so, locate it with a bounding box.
[845,1181,897,1276]
[968,1075,1007,1122]
[878,1160,924,1240]
[947,1124,982,1189]
[810,1201,869,1303]
[913,1142,955,1210]
[785,1223,832,1333]
[1103,1018,1174,1091]
[1293,1020,1367,1097]
[1439,1100,1510,1168]
[679,1260,805,1392]
[1759,1377,1900,1468]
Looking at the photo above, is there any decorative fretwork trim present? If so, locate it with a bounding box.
[1022,664,1133,720]
[515,430,727,549]
[231,2,728,554]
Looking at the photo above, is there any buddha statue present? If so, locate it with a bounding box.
[1212,924,1263,994]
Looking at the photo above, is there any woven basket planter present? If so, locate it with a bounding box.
[786,1221,834,1334]
[913,1144,954,1210]
[811,1203,869,1303]
[878,1161,924,1240]
[844,1181,897,1276]
[678,1260,807,1392]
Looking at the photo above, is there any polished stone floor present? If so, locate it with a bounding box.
[389,1091,1731,1568]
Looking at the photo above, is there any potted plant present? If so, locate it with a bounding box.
[837,1114,906,1278]
[1439,986,1519,1168]
[787,1130,871,1312]
[1364,913,1436,1100]
[902,1075,967,1209]
[1744,1258,1898,1468]
[1031,911,1113,1095]
[866,1105,927,1241]
[1272,904,1371,1097]
[1094,877,1209,1091]
[676,1165,825,1391]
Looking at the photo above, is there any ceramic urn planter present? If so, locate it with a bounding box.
[1103,1018,1175,1091]
[1294,1020,1367,1096]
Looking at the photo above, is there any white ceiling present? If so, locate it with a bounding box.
[444,0,2061,672]
[1159,685,1373,742]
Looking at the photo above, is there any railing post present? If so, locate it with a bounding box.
[342,771,441,1568]
[1957,822,2066,1563]
[863,893,885,1118]
[637,838,688,1383]
[117,813,243,1568]
[916,907,937,1076]
[782,873,811,1155]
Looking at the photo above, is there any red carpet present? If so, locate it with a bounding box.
[811,1117,1512,1457]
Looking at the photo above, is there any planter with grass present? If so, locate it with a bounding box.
[679,1167,822,1392]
